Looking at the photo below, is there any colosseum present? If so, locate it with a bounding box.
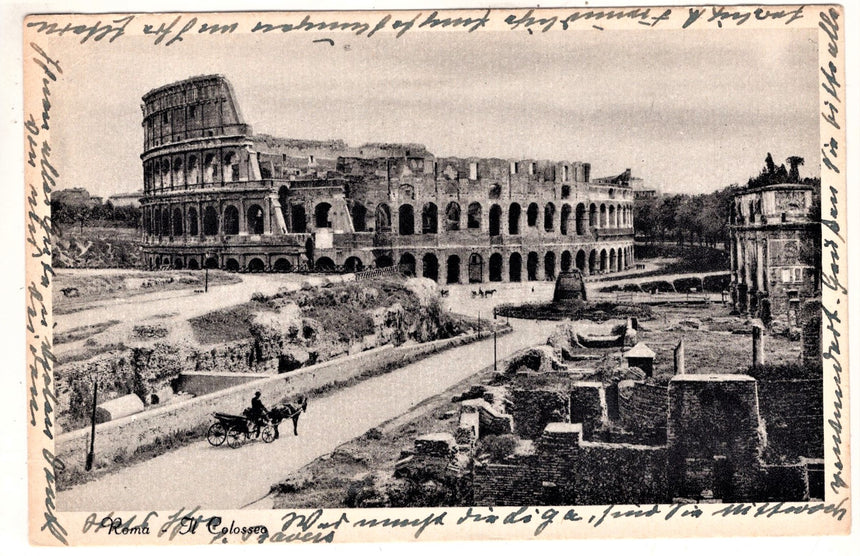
[140,75,635,284]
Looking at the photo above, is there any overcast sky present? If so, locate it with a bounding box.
[45,25,819,198]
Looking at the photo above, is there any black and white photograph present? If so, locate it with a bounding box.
[16,3,851,547]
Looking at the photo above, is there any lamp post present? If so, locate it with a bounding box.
[85,379,98,471]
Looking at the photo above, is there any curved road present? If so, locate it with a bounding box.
[58,318,557,511]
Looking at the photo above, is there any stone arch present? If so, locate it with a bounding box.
[187,154,199,185]
[467,202,482,229]
[187,258,200,270]
[398,204,415,235]
[589,203,597,229]
[609,205,617,228]
[223,205,240,235]
[609,248,617,272]
[273,258,293,272]
[247,204,264,234]
[576,249,586,272]
[618,247,625,270]
[173,157,185,187]
[160,158,171,187]
[445,202,461,231]
[291,204,307,233]
[174,258,184,270]
[315,202,332,228]
[589,250,598,274]
[527,203,539,227]
[188,207,199,236]
[375,203,391,232]
[225,258,241,272]
[544,203,556,232]
[561,250,572,273]
[351,201,367,232]
[508,203,521,235]
[223,151,239,182]
[468,253,484,283]
[509,252,522,282]
[344,256,363,273]
[160,207,170,236]
[544,252,556,280]
[488,183,502,200]
[446,255,461,284]
[489,204,502,237]
[599,204,607,228]
[527,252,539,281]
[172,207,184,236]
[489,253,503,282]
[203,152,218,183]
[576,203,587,235]
[316,256,336,272]
[560,204,571,235]
[600,249,608,272]
[248,258,265,273]
[422,203,438,234]
[204,257,219,269]
[399,253,416,276]
[422,253,439,282]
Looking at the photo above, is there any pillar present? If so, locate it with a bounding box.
[674,339,686,375]
[752,324,764,368]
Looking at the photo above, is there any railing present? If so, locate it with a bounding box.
[354,265,407,281]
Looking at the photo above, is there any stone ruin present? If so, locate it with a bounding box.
[552,270,588,303]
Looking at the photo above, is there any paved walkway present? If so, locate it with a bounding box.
[58,319,556,511]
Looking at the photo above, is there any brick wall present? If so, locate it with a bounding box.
[617,380,668,444]
[472,457,542,506]
[569,382,605,440]
[757,379,823,459]
[572,442,669,505]
[510,389,570,439]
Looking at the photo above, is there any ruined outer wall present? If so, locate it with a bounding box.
[472,458,542,506]
[55,331,494,479]
[617,380,668,443]
[572,442,669,505]
[757,379,824,459]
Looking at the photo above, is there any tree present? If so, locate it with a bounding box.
[786,156,805,183]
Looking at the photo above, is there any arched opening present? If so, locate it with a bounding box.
[315,257,336,272]
[223,205,240,235]
[561,250,572,273]
[589,250,597,274]
[467,202,482,229]
[600,249,608,272]
[399,253,416,276]
[203,206,218,236]
[527,203,539,227]
[344,256,363,273]
[315,202,332,228]
[544,252,556,280]
[225,258,240,272]
[446,255,461,284]
[154,256,161,268]
[509,253,522,282]
[375,204,391,232]
[489,204,502,236]
[575,203,586,235]
[305,238,315,266]
[609,205,616,228]
[422,203,438,234]
[560,204,571,235]
[204,257,219,269]
[508,203,521,235]
[375,255,393,268]
[527,252,539,281]
[174,258,184,270]
[291,204,307,233]
[161,159,170,187]
[223,151,239,182]
[273,258,292,272]
[188,259,200,270]
[187,155,199,185]
[468,253,483,283]
[351,201,367,232]
[172,207,184,236]
[599,204,607,228]
[488,183,502,200]
[398,204,415,235]
[576,250,586,272]
[619,248,625,270]
[173,157,184,187]
[247,204,264,235]
[609,249,617,272]
[422,253,439,282]
[544,203,556,232]
[589,203,597,229]
[489,253,503,282]
[445,202,460,231]
[160,208,170,236]
[188,207,199,236]
[248,258,265,273]
[203,153,217,183]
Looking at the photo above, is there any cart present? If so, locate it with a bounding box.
[206,411,276,448]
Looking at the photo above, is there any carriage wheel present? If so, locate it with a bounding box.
[261,424,276,443]
[226,426,244,449]
[207,422,227,446]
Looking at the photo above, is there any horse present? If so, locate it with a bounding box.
[484,289,496,298]
[268,395,309,439]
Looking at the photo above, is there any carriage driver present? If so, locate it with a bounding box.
[248,391,268,437]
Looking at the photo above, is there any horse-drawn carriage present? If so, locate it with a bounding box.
[206,396,308,449]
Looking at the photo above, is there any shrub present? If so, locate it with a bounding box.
[477,434,518,462]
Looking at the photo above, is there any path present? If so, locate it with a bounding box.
[58,318,556,511]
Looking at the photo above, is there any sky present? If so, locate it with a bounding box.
[43,23,820,199]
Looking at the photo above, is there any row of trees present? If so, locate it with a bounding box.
[634,187,735,247]
[51,199,142,231]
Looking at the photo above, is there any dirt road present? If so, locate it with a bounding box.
[58,318,557,511]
